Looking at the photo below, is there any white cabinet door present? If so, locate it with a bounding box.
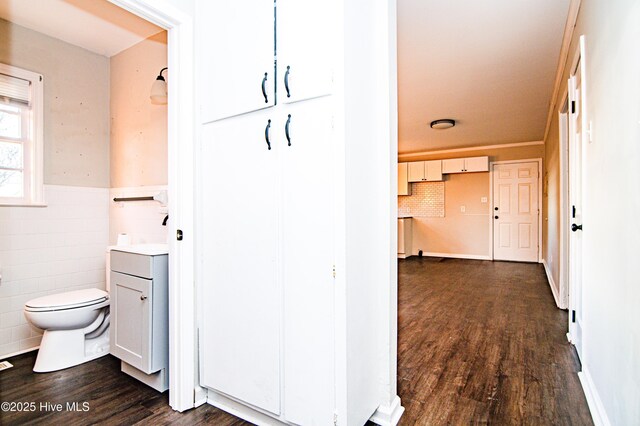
[425,160,442,181]
[199,0,275,123]
[281,98,335,425]
[465,156,489,172]
[407,161,425,182]
[278,0,335,104]
[397,163,411,195]
[200,111,281,415]
[110,272,151,373]
[442,158,465,173]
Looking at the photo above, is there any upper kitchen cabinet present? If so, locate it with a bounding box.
[199,1,275,123]
[398,163,411,195]
[407,160,443,182]
[278,0,334,104]
[442,156,489,173]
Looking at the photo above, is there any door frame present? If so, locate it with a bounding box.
[489,158,543,262]
[108,0,196,412]
[558,90,570,309]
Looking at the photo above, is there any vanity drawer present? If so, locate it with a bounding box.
[111,250,155,279]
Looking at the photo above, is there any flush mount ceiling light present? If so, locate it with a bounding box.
[150,67,168,105]
[430,119,455,130]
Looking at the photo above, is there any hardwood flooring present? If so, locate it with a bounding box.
[397,257,592,425]
[0,258,591,425]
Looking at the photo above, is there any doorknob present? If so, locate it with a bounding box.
[494,216,499,219]
[140,295,147,301]
[571,223,582,232]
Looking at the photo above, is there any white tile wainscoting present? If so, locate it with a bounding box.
[0,185,109,358]
[109,186,168,246]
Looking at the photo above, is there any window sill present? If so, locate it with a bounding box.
[0,202,48,208]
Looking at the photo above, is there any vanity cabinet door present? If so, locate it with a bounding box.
[110,272,152,373]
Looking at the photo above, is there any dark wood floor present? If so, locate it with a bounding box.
[0,258,592,425]
[397,257,592,425]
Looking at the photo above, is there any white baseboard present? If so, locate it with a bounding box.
[2,346,38,360]
[542,259,566,309]
[418,252,491,261]
[370,395,404,426]
[579,368,611,426]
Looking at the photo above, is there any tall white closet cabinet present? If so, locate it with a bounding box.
[197,1,401,425]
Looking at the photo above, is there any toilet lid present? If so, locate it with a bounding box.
[25,289,109,311]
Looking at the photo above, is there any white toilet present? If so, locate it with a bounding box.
[24,288,111,372]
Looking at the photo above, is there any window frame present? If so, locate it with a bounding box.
[0,63,44,206]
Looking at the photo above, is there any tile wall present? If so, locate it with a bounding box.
[0,185,109,358]
[398,181,445,217]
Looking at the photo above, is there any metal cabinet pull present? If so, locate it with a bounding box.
[261,72,268,103]
[265,119,272,150]
[285,114,292,146]
[284,66,291,98]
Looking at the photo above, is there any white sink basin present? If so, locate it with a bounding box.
[108,243,169,256]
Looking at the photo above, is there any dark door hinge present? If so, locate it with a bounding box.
[177,229,183,241]
[572,310,576,323]
[571,101,576,114]
[572,205,576,219]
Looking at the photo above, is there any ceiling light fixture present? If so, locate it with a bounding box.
[430,119,455,130]
[150,67,168,105]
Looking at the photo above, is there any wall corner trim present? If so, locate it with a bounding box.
[578,368,611,426]
[542,259,565,309]
[369,396,405,426]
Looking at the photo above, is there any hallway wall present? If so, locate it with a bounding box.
[544,0,640,424]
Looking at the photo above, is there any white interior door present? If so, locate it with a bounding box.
[199,0,275,123]
[277,0,335,104]
[568,62,584,361]
[200,111,281,414]
[281,97,335,425]
[493,162,540,262]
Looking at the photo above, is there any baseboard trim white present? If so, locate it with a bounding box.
[542,259,565,308]
[2,346,38,360]
[419,252,491,261]
[370,396,405,426]
[579,368,611,426]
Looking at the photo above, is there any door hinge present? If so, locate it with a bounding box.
[332,265,336,278]
[571,100,576,114]
[572,310,576,323]
[572,205,576,219]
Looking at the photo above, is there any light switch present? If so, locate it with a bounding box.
[460,205,466,213]
[481,197,488,203]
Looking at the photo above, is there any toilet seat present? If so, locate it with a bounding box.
[25,289,109,313]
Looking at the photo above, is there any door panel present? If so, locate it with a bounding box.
[199,0,275,123]
[281,98,335,425]
[110,272,151,372]
[200,111,281,414]
[493,162,539,262]
[278,0,335,104]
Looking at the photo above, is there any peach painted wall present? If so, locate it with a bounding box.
[399,144,544,258]
[110,32,167,187]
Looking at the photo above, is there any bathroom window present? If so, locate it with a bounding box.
[0,63,44,206]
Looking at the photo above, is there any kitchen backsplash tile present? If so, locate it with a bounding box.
[398,181,445,217]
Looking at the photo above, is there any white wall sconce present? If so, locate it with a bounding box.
[150,67,168,104]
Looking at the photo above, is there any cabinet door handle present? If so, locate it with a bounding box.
[261,72,268,103]
[264,119,272,150]
[140,295,147,301]
[284,66,291,98]
[285,114,292,146]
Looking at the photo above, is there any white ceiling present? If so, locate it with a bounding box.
[0,0,163,57]
[398,0,571,153]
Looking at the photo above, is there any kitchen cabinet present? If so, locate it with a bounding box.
[197,1,397,425]
[408,160,443,182]
[398,162,411,195]
[442,156,489,173]
[110,250,168,392]
[398,218,413,259]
